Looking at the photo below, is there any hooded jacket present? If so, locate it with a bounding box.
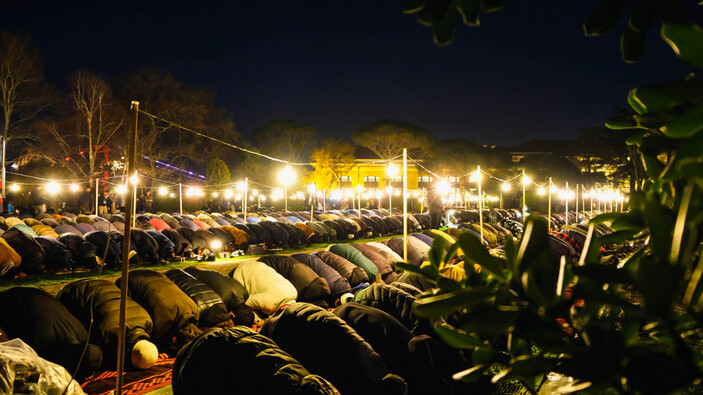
[355,283,432,336]
[84,230,123,269]
[161,228,193,257]
[173,326,340,395]
[57,232,99,269]
[230,260,297,316]
[146,229,176,260]
[328,243,378,280]
[260,303,407,395]
[116,269,199,344]
[34,236,74,272]
[351,243,397,283]
[165,269,230,328]
[219,225,249,249]
[1,227,45,274]
[184,266,254,327]
[314,250,369,287]
[0,287,102,381]
[291,253,352,297]
[57,279,153,370]
[258,255,331,308]
[383,238,425,267]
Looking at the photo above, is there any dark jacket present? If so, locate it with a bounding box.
[258,255,331,307]
[57,232,99,269]
[35,236,74,272]
[0,287,102,381]
[116,269,200,345]
[259,220,288,247]
[146,229,176,260]
[161,228,193,257]
[172,326,340,395]
[57,278,153,370]
[260,303,406,395]
[84,230,123,269]
[130,227,161,263]
[314,250,369,287]
[291,253,352,297]
[208,227,236,251]
[334,303,451,395]
[165,269,230,328]
[1,227,46,274]
[183,266,254,327]
[355,283,431,336]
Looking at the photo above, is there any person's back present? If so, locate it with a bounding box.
[427,187,443,229]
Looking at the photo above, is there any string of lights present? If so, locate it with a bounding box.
[138,110,315,167]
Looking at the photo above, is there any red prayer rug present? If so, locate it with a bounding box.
[81,353,174,395]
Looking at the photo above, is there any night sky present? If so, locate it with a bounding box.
[2,0,699,145]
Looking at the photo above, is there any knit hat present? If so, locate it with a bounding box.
[131,339,158,370]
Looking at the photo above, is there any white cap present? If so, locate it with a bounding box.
[131,339,158,370]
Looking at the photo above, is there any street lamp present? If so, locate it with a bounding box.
[355,185,364,217]
[278,165,296,213]
[385,186,393,213]
[308,182,317,220]
[522,170,530,221]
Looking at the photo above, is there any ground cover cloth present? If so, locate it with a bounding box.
[81,353,174,395]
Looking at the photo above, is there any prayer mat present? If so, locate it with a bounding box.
[81,353,174,395]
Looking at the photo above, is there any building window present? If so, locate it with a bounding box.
[364,176,379,188]
[448,176,459,183]
[340,175,352,188]
[418,176,433,188]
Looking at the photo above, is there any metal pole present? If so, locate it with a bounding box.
[243,178,248,219]
[179,183,183,215]
[116,101,139,395]
[403,148,408,263]
[358,189,362,218]
[575,184,579,224]
[582,185,586,220]
[548,177,552,230]
[95,178,99,215]
[389,189,392,214]
[131,178,137,228]
[565,182,569,226]
[284,187,288,213]
[478,166,483,243]
[522,169,527,222]
[1,137,5,212]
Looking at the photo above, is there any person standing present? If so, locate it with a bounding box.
[143,190,153,213]
[427,184,444,229]
[29,186,46,215]
[98,190,112,215]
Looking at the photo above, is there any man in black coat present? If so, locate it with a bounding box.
[0,287,102,380]
[57,279,158,370]
[427,184,444,229]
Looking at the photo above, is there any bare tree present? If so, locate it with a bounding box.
[0,31,51,199]
[71,71,124,180]
[251,119,318,163]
